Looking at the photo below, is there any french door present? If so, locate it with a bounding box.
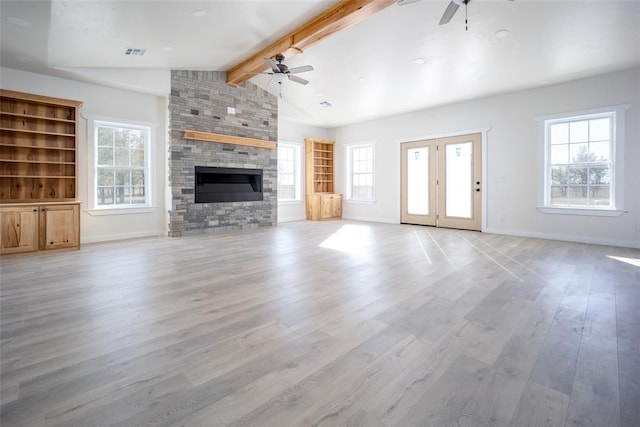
[401,133,482,231]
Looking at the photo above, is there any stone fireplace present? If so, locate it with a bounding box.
[168,71,278,236]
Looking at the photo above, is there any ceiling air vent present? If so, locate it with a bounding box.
[319,101,332,108]
[124,48,147,56]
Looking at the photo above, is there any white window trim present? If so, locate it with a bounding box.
[277,140,303,204]
[536,104,630,217]
[345,140,376,203]
[83,113,158,215]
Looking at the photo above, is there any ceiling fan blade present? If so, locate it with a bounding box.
[287,65,314,74]
[264,57,281,73]
[397,0,422,5]
[439,1,460,25]
[288,75,309,85]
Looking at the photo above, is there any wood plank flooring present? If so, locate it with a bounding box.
[1,220,639,426]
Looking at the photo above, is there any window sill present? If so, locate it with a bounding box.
[537,206,626,217]
[86,206,158,216]
[345,199,376,205]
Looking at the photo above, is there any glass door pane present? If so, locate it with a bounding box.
[401,140,435,226]
[445,142,473,218]
[407,147,429,215]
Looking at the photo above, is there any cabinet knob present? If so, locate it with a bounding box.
[33,209,38,212]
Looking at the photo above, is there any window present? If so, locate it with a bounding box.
[85,116,153,211]
[347,143,375,202]
[277,142,301,202]
[538,104,629,216]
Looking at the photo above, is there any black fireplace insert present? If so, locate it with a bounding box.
[195,166,263,203]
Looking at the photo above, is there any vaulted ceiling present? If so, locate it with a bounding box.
[1,0,639,127]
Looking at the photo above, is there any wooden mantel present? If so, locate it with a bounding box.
[182,130,276,149]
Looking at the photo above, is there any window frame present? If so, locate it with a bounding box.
[84,114,156,215]
[537,104,629,217]
[277,141,303,204]
[345,141,376,203]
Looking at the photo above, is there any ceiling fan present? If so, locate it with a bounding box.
[248,53,314,86]
[398,0,514,26]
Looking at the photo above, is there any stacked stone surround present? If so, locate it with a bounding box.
[168,70,278,237]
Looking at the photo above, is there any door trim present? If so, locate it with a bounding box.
[395,127,489,231]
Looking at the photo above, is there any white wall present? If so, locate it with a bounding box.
[333,68,640,248]
[278,101,331,222]
[1,67,169,243]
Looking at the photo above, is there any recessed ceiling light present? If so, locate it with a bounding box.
[413,57,425,65]
[316,92,324,97]
[320,101,333,108]
[359,77,367,83]
[162,46,174,51]
[495,29,510,39]
[6,16,31,27]
[15,55,33,63]
[192,10,206,17]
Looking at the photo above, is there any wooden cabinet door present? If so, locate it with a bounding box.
[320,195,333,219]
[0,206,39,254]
[40,204,80,250]
[332,195,342,218]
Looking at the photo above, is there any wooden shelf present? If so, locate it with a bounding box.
[1,160,75,165]
[0,175,76,178]
[0,111,75,123]
[0,143,76,151]
[0,127,76,137]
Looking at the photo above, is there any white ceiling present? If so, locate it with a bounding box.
[1,0,639,127]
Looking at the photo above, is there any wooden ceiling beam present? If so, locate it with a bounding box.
[226,0,397,86]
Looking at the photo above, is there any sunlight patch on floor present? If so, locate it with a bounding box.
[607,255,640,267]
[319,224,371,255]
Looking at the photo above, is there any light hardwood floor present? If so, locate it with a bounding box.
[1,220,638,427]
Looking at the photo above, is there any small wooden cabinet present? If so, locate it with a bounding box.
[0,205,39,254]
[306,193,343,220]
[40,203,80,250]
[305,138,342,220]
[0,202,80,255]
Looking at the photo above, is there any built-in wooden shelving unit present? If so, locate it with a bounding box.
[0,89,83,254]
[305,138,342,220]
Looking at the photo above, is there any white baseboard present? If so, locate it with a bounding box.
[81,230,164,244]
[342,215,399,224]
[277,215,306,223]
[484,227,640,249]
